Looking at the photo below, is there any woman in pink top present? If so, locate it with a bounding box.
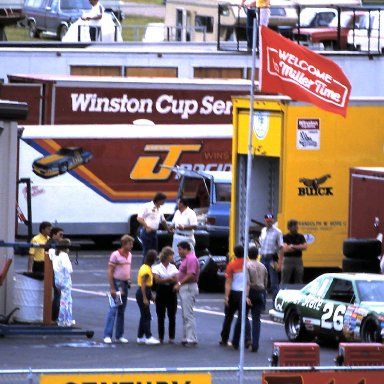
[103,234,133,344]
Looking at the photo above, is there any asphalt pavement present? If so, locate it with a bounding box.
[0,250,339,383]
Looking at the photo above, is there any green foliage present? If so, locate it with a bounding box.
[4,25,30,41]
[121,15,162,41]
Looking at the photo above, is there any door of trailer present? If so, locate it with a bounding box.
[176,8,191,41]
[231,98,284,250]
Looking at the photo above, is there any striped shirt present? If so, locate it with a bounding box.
[259,225,283,256]
[225,258,245,292]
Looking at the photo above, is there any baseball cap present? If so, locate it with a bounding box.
[264,213,274,220]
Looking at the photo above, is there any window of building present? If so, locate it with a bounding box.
[195,15,214,34]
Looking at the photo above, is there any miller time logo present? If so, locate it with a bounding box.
[298,174,333,196]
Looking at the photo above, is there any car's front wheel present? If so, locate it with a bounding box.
[58,25,68,41]
[59,163,68,174]
[284,307,309,342]
[28,21,40,39]
[361,317,382,343]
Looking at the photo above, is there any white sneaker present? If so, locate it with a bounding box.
[117,337,128,344]
[136,337,146,344]
[66,320,75,327]
[103,337,112,344]
[145,336,160,345]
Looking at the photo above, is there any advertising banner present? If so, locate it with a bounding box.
[40,372,211,384]
[260,26,351,117]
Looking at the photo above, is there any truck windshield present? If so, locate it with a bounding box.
[300,9,335,28]
[181,177,211,209]
[329,12,357,28]
[216,183,231,202]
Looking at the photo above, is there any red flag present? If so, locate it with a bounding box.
[260,26,351,117]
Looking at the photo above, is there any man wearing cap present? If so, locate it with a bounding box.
[137,192,169,263]
[258,213,283,306]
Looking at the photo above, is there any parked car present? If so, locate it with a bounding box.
[32,147,92,178]
[22,0,91,39]
[292,10,367,50]
[347,10,384,53]
[269,272,384,343]
[280,7,337,39]
[22,0,122,40]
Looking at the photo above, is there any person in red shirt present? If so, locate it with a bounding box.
[219,244,251,349]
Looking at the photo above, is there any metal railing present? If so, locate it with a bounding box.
[216,4,384,54]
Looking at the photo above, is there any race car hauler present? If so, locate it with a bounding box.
[230,96,384,273]
[0,75,250,240]
[349,167,384,239]
[18,124,232,243]
[0,74,251,126]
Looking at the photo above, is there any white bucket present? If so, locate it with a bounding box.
[13,273,44,323]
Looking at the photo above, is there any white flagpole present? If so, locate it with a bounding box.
[238,16,258,384]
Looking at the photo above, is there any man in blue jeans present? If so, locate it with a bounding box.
[103,234,133,344]
[240,0,271,50]
[246,245,268,352]
[137,192,169,262]
[259,213,284,307]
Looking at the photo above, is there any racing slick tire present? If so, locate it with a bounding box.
[58,24,68,40]
[198,255,219,292]
[343,239,382,260]
[361,316,382,343]
[342,256,380,274]
[199,255,218,277]
[28,20,40,38]
[284,307,310,342]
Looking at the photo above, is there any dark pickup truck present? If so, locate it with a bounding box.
[155,169,231,291]
[292,10,367,50]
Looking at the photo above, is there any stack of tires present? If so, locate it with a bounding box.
[342,239,382,273]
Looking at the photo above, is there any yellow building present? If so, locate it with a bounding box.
[230,95,384,273]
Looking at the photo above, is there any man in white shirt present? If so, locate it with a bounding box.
[81,0,104,41]
[137,192,169,262]
[259,213,284,304]
[170,198,198,266]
